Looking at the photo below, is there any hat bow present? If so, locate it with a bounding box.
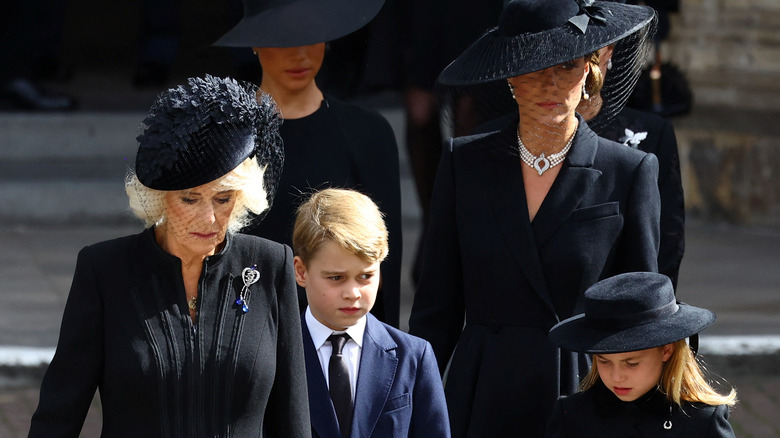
[569,0,609,34]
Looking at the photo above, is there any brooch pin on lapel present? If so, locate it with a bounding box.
[621,128,648,149]
[236,264,259,313]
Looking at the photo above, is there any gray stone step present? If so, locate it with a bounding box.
[1,113,142,160]
[1,113,141,224]
[0,108,420,225]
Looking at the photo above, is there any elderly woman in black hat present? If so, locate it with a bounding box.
[214,0,403,328]
[409,0,661,436]
[29,75,311,437]
[546,272,737,437]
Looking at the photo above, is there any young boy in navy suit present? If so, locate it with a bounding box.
[292,188,450,438]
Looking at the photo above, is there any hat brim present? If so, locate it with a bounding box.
[215,0,385,48]
[548,303,716,354]
[438,2,655,85]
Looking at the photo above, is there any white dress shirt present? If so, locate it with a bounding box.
[305,306,365,401]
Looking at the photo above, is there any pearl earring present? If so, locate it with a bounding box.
[607,58,613,70]
[582,84,589,100]
[508,82,516,99]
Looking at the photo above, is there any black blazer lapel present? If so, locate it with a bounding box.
[532,120,602,249]
[301,316,342,438]
[351,315,398,438]
[474,128,556,315]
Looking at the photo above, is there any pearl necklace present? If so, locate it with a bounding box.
[516,125,576,176]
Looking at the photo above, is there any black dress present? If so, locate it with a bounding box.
[409,117,660,438]
[29,229,311,437]
[473,107,684,289]
[545,381,735,437]
[595,106,685,289]
[245,97,403,327]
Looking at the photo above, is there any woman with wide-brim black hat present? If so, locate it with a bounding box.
[29,75,311,437]
[214,0,403,328]
[409,0,662,435]
[545,272,737,437]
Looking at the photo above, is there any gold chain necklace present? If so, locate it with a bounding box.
[188,296,198,311]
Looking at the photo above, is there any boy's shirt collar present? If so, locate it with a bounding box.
[305,306,366,349]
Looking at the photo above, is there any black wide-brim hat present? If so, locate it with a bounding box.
[135,75,284,210]
[548,272,716,354]
[438,0,655,85]
[214,0,385,48]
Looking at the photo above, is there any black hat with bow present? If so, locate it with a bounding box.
[439,0,656,85]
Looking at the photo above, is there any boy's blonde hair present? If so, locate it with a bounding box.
[292,188,388,264]
[580,340,737,408]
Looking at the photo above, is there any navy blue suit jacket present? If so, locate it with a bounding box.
[302,313,450,438]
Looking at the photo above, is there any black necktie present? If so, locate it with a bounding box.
[328,333,353,438]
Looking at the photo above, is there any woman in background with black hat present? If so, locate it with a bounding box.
[546,272,737,437]
[29,75,310,437]
[577,36,685,292]
[215,0,403,328]
[409,0,661,436]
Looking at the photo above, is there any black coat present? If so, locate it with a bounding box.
[29,229,311,438]
[545,381,735,437]
[596,107,685,289]
[408,117,660,438]
[246,97,403,327]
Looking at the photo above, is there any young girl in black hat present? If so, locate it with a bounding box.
[546,272,737,437]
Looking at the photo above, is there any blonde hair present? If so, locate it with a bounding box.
[579,340,738,408]
[125,157,268,234]
[584,51,605,99]
[292,188,388,264]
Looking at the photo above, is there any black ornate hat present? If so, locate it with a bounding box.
[439,0,655,85]
[548,272,716,354]
[214,0,385,48]
[135,75,284,208]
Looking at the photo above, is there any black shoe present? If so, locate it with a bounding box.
[0,77,77,111]
[133,62,169,89]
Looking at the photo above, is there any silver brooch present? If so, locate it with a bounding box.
[620,128,648,149]
[235,264,259,313]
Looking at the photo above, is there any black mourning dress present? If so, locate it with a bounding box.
[545,381,735,438]
[245,97,403,327]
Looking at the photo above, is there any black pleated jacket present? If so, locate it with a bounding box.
[29,228,311,438]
